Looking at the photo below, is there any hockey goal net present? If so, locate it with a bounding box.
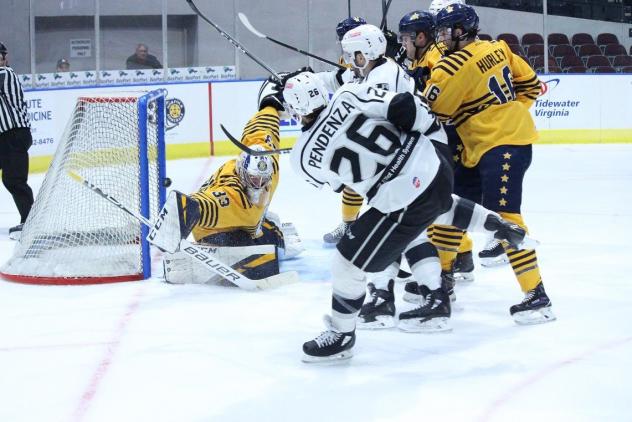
[0,90,167,285]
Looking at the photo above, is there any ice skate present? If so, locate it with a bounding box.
[399,285,451,332]
[323,221,350,244]
[453,250,475,282]
[8,223,23,241]
[478,239,509,267]
[357,280,396,329]
[484,214,538,250]
[510,283,556,325]
[302,315,356,363]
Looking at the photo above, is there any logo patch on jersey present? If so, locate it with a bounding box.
[413,177,421,188]
[257,160,268,171]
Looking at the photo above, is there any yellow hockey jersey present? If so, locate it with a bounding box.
[409,43,443,71]
[191,106,280,241]
[424,39,541,167]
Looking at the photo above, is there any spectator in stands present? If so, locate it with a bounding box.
[126,43,162,70]
[0,42,35,240]
[56,58,70,72]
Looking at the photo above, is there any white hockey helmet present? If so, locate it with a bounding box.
[236,145,274,190]
[282,72,329,117]
[429,0,465,15]
[340,24,387,71]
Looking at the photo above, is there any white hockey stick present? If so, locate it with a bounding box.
[68,171,299,290]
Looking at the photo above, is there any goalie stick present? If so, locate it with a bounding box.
[68,171,298,291]
[220,124,292,156]
[238,13,346,70]
[185,0,282,82]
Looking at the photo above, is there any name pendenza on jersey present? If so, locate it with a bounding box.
[308,100,356,169]
[476,47,507,74]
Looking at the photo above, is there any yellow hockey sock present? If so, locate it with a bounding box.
[430,225,466,271]
[499,212,542,292]
[342,187,363,222]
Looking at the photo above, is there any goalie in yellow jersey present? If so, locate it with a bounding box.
[423,4,555,324]
[150,77,304,286]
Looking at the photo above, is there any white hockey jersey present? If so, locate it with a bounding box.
[290,83,442,213]
[317,57,415,96]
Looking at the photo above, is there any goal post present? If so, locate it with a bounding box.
[1,89,167,285]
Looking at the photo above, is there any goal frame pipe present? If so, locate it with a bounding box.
[138,88,167,279]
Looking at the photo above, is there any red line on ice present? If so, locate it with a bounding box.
[477,335,632,422]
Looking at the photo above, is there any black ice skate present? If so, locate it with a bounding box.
[302,315,356,363]
[403,271,455,303]
[453,251,475,282]
[8,223,23,241]
[478,239,509,267]
[403,280,421,303]
[398,285,452,332]
[510,283,556,325]
[357,280,396,329]
[484,214,538,250]
[440,271,457,303]
[322,221,350,244]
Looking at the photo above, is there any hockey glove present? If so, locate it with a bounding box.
[258,77,285,112]
[409,66,431,92]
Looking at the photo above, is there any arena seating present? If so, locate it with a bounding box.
[490,31,630,73]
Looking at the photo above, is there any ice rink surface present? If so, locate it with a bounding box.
[1,144,631,422]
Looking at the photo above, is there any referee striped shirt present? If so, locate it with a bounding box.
[0,66,30,134]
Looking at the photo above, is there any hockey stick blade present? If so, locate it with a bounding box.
[238,12,346,70]
[68,171,297,290]
[220,124,292,156]
[238,13,265,38]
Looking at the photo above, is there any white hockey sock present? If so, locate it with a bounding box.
[330,250,366,333]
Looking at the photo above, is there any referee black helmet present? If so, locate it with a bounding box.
[0,42,7,56]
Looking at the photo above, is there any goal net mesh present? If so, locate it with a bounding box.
[1,91,165,284]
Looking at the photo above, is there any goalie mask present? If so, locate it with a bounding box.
[237,145,274,204]
[340,24,387,76]
[283,72,329,118]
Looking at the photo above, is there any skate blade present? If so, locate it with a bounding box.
[512,307,557,325]
[479,256,509,267]
[357,315,396,330]
[518,235,540,250]
[302,350,353,363]
[402,292,422,304]
[398,317,452,333]
[454,272,475,283]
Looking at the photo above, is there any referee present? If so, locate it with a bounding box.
[0,42,34,240]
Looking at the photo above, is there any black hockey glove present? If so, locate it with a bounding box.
[383,29,403,61]
[258,77,285,111]
[409,66,431,92]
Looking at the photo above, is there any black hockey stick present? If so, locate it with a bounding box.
[238,13,346,70]
[185,0,282,82]
[220,124,293,156]
[68,171,298,290]
[380,0,394,31]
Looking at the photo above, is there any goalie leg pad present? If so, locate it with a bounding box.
[163,243,278,285]
[147,190,200,253]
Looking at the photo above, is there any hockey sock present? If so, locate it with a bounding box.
[405,241,442,290]
[458,233,473,254]
[331,250,367,332]
[342,187,363,222]
[370,259,401,290]
[500,212,542,292]
[430,225,466,271]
